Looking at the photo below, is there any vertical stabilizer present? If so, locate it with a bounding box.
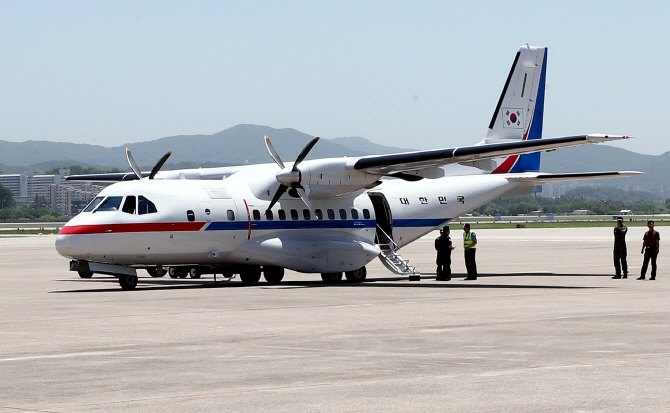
[486,45,547,173]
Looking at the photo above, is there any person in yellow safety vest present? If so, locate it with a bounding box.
[462,223,478,280]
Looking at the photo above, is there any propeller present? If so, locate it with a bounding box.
[265,135,319,212]
[125,148,173,180]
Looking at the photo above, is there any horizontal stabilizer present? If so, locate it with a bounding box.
[505,171,645,184]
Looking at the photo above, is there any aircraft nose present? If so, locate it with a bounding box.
[55,234,72,258]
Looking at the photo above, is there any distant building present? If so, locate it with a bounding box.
[0,169,104,216]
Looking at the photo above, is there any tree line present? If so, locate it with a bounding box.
[474,187,670,216]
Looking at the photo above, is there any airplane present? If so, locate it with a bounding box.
[55,44,642,290]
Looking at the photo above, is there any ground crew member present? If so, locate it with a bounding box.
[435,226,454,281]
[463,223,477,280]
[612,217,628,279]
[638,220,660,280]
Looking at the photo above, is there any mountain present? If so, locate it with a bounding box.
[330,136,413,154]
[0,125,667,197]
[0,125,404,170]
[541,144,670,195]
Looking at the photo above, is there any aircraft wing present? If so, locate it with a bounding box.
[350,134,629,175]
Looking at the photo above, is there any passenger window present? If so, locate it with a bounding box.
[290,209,299,220]
[265,210,274,220]
[315,209,323,220]
[351,209,359,219]
[227,210,235,221]
[278,209,286,220]
[363,209,371,219]
[327,209,335,220]
[187,210,195,222]
[96,196,123,212]
[83,196,104,212]
[252,210,261,221]
[138,196,157,215]
[122,196,136,214]
[339,209,347,220]
[303,209,311,220]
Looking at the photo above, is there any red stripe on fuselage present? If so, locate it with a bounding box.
[58,222,206,235]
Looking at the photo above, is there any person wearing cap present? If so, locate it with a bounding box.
[638,220,660,280]
[462,223,478,280]
[612,217,628,279]
[434,226,455,281]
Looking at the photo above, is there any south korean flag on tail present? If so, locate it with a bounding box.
[502,108,523,129]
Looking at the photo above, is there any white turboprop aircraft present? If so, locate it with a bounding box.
[55,45,642,290]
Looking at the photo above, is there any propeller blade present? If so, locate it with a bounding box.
[292,137,320,171]
[149,151,172,179]
[264,136,285,169]
[125,148,143,180]
[266,184,288,212]
[293,186,313,212]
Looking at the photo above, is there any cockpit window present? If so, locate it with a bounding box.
[95,196,123,212]
[138,196,157,215]
[83,196,104,212]
[122,196,136,214]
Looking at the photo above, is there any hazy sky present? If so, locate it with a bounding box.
[2,1,668,155]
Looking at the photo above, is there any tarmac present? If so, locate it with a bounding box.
[1,226,669,412]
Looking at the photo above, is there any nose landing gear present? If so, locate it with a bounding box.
[118,274,138,290]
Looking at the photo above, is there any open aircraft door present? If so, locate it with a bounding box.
[368,192,393,245]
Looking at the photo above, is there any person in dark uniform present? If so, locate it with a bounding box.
[462,223,478,280]
[612,217,628,279]
[435,226,455,281]
[638,220,660,280]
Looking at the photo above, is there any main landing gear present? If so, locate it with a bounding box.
[321,266,367,284]
[239,266,262,285]
[263,266,284,285]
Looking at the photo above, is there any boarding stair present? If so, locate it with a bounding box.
[376,226,421,281]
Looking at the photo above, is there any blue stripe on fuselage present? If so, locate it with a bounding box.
[393,218,451,227]
[203,218,451,231]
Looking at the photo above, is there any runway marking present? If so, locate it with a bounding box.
[0,350,130,363]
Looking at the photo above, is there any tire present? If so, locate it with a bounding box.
[240,266,262,285]
[78,271,93,279]
[188,267,201,279]
[146,267,165,277]
[168,267,179,279]
[119,274,138,290]
[263,266,284,285]
[345,266,367,283]
[321,272,343,284]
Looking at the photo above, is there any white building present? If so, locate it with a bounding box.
[0,169,104,216]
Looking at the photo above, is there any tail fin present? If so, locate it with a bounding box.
[487,45,547,173]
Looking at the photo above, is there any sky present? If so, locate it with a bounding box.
[2,1,669,155]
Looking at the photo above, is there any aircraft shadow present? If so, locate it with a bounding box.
[50,272,607,293]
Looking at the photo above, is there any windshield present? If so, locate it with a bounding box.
[95,196,123,212]
[83,197,104,212]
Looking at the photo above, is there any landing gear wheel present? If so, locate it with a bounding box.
[240,266,262,285]
[78,271,93,279]
[263,266,285,285]
[147,267,165,277]
[321,272,343,284]
[188,267,201,279]
[168,267,179,279]
[119,274,138,290]
[345,266,367,283]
